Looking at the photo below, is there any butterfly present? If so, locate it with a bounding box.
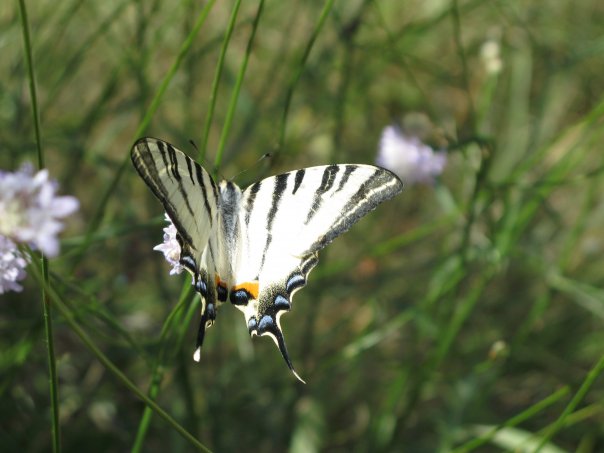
[131,137,403,382]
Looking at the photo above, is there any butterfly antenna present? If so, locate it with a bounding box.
[230,153,273,183]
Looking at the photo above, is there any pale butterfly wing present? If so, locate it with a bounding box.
[131,138,224,349]
[131,138,404,382]
[131,137,219,260]
[231,166,403,380]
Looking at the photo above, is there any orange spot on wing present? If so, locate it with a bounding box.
[215,274,227,289]
[232,281,259,299]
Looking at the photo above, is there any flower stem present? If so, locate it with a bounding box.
[277,0,336,154]
[213,0,265,175]
[199,0,242,162]
[41,258,61,452]
[18,0,43,167]
[131,285,196,453]
[18,0,61,451]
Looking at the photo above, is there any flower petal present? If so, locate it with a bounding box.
[376,124,446,184]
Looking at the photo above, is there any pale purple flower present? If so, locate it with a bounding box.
[376,125,447,184]
[0,236,29,294]
[0,163,79,257]
[154,213,183,275]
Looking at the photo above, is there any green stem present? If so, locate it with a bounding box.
[277,0,336,153]
[214,0,265,173]
[533,353,604,453]
[74,0,216,264]
[131,285,196,453]
[452,386,570,453]
[451,0,475,130]
[199,0,242,162]
[17,1,61,451]
[28,261,212,453]
[18,0,43,168]
[40,260,60,452]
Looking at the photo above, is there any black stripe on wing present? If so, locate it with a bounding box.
[308,167,403,253]
[184,151,195,184]
[132,139,194,245]
[259,173,290,271]
[131,137,218,250]
[165,142,181,180]
[193,163,214,226]
[292,169,305,194]
[244,181,262,225]
[335,165,357,192]
[267,173,290,230]
[157,141,195,219]
[304,165,340,224]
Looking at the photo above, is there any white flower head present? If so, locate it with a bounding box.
[480,39,503,75]
[153,213,184,275]
[0,236,29,294]
[376,125,447,184]
[0,163,79,257]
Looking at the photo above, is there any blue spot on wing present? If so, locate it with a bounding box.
[286,274,306,294]
[247,317,258,333]
[230,289,251,306]
[258,315,275,333]
[217,284,228,302]
[274,295,291,310]
[195,279,208,296]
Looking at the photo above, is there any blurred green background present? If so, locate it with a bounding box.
[2,0,604,451]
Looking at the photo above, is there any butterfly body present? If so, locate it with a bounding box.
[131,137,403,381]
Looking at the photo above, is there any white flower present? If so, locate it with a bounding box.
[0,236,29,294]
[0,163,79,257]
[153,213,184,275]
[376,125,447,184]
[480,39,503,75]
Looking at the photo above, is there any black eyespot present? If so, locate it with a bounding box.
[285,274,305,294]
[216,284,228,302]
[230,289,251,306]
[195,279,208,296]
[247,317,258,333]
[257,315,274,333]
[274,295,291,311]
[206,303,216,321]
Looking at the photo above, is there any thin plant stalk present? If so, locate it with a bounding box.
[17,1,60,451]
[214,0,266,173]
[452,386,570,453]
[199,0,242,162]
[533,354,604,453]
[277,0,336,153]
[76,0,217,262]
[131,286,197,453]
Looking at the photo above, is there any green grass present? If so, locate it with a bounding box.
[2,0,604,451]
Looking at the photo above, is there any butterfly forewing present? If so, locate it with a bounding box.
[131,137,219,261]
[246,165,402,260]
